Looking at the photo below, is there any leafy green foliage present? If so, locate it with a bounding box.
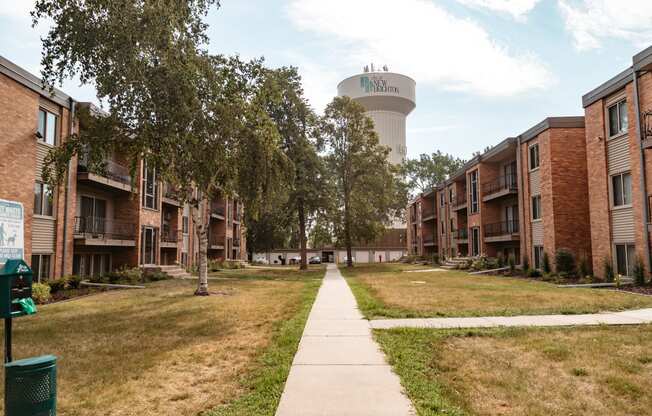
[578,255,591,279]
[604,257,615,282]
[522,255,530,274]
[321,96,407,266]
[555,248,576,277]
[32,283,52,304]
[401,151,465,196]
[542,251,551,274]
[634,257,646,286]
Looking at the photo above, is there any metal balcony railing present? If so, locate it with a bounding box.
[454,229,468,239]
[209,233,225,247]
[423,235,435,244]
[161,229,181,244]
[163,183,180,201]
[78,155,132,185]
[74,216,136,240]
[422,208,435,219]
[482,174,517,196]
[483,220,519,237]
[452,194,467,207]
[211,203,225,217]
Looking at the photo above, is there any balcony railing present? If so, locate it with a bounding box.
[482,174,517,196]
[161,229,181,244]
[74,216,136,240]
[484,220,519,237]
[422,208,435,219]
[163,183,180,201]
[209,233,225,247]
[423,235,435,244]
[454,229,468,239]
[452,194,467,208]
[78,155,132,185]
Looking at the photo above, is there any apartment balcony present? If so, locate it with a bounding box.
[421,208,436,222]
[484,220,520,243]
[73,216,136,246]
[451,194,467,211]
[423,235,436,247]
[233,210,242,224]
[77,156,133,193]
[210,203,226,220]
[162,184,181,207]
[209,233,225,250]
[482,175,518,202]
[161,229,181,249]
[453,228,468,243]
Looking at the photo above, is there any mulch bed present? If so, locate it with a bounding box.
[616,286,652,296]
[44,287,110,304]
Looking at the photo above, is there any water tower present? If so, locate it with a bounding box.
[337,65,416,165]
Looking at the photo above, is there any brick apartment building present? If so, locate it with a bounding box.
[582,46,652,278]
[0,55,246,282]
[408,118,591,272]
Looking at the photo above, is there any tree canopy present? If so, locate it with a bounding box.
[401,151,465,197]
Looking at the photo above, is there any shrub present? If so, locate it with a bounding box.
[527,269,542,278]
[497,253,505,268]
[634,256,646,286]
[431,254,440,265]
[578,255,591,279]
[603,257,615,283]
[208,259,223,272]
[67,274,82,289]
[522,255,530,274]
[147,271,169,282]
[508,254,516,273]
[32,283,51,304]
[542,252,551,274]
[555,248,576,277]
[471,257,488,271]
[47,279,66,294]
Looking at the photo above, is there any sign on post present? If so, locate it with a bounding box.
[0,199,24,265]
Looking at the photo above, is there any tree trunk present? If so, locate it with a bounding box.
[298,200,308,271]
[343,187,353,268]
[193,198,210,296]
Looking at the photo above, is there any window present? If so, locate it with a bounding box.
[33,182,53,216]
[615,243,636,276]
[142,162,158,209]
[182,216,189,234]
[611,172,632,207]
[73,253,111,278]
[608,99,628,137]
[141,226,158,265]
[529,144,540,170]
[471,227,480,256]
[31,254,51,282]
[37,108,58,146]
[448,189,453,203]
[440,193,445,207]
[470,170,479,213]
[532,195,542,220]
[450,218,454,231]
[441,221,445,235]
[533,246,544,270]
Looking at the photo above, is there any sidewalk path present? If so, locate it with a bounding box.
[370,308,652,330]
[275,264,415,416]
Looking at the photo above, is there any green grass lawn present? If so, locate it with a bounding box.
[341,263,652,318]
[1,267,323,416]
[376,325,652,416]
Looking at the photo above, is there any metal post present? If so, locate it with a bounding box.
[4,317,12,363]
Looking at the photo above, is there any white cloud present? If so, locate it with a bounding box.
[287,0,552,97]
[559,0,652,50]
[456,0,541,20]
[0,1,35,19]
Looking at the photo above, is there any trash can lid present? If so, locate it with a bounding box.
[4,355,57,370]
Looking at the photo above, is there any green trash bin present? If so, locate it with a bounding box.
[4,355,57,416]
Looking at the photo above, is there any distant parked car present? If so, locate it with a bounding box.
[309,256,322,264]
[289,256,301,265]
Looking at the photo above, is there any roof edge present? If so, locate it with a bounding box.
[0,55,71,107]
[582,67,632,108]
[519,116,585,143]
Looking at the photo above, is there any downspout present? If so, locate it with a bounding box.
[633,70,652,273]
[516,136,525,266]
[61,98,75,277]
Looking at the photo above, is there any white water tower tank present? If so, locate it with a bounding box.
[337,69,416,165]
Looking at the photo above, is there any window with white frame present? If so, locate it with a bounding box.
[440,193,445,207]
[608,99,628,137]
[533,246,544,270]
[37,108,58,146]
[31,254,51,282]
[470,170,479,213]
[611,172,632,207]
[471,227,480,256]
[615,243,636,276]
[33,182,53,216]
[529,143,540,170]
[142,161,158,209]
[532,195,542,220]
[182,216,189,234]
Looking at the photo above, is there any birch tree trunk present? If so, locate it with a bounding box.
[298,199,308,271]
[193,197,210,296]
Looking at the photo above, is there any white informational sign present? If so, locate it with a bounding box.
[0,199,24,264]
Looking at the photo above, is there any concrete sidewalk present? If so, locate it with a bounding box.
[275,264,415,416]
[370,308,652,330]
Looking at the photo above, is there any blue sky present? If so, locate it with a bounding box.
[2,0,652,160]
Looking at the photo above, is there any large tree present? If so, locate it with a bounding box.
[401,151,465,196]
[321,96,406,267]
[256,67,327,270]
[34,0,287,295]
